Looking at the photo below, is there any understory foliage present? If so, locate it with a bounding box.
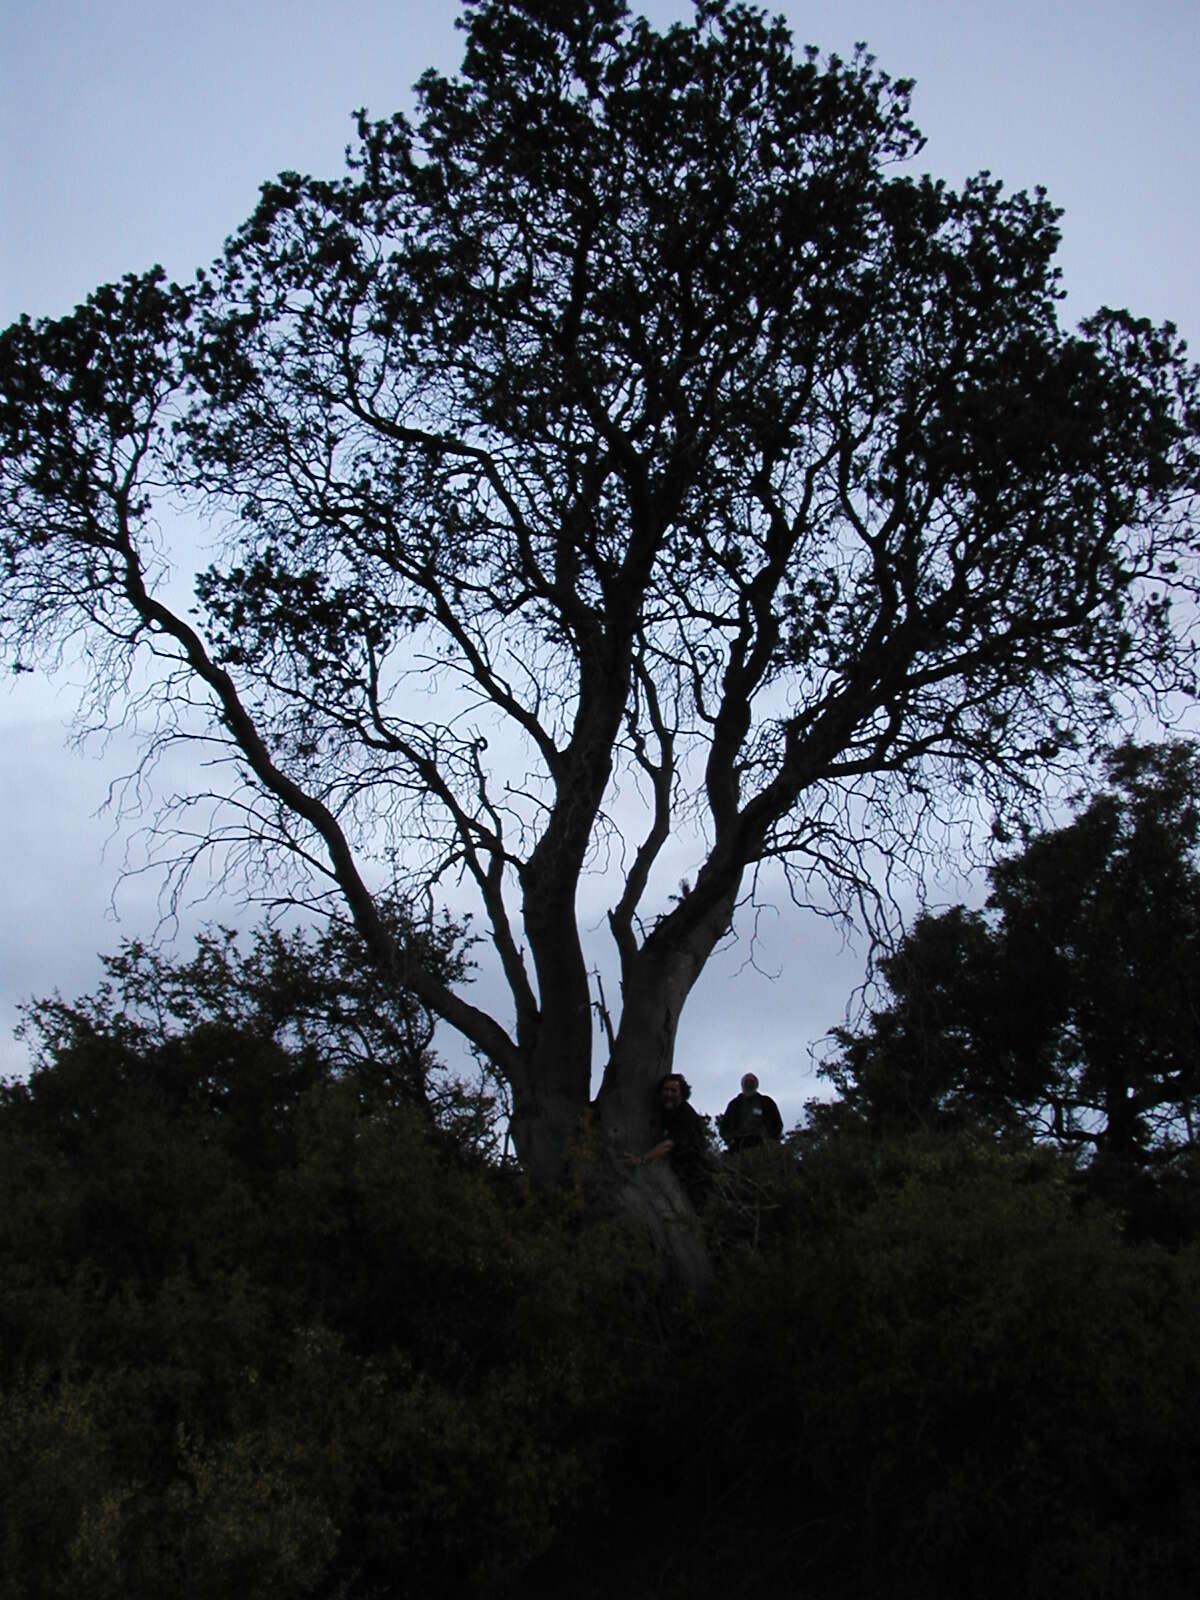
[3,935,1199,1598]
[2,945,626,1600]
[19,909,503,1152]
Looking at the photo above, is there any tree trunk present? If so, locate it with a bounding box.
[505,889,738,1287]
[609,1159,714,1290]
[508,1061,714,1290]
[507,1085,589,1186]
[588,922,737,1290]
[565,1112,715,1291]
[594,892,738,1148]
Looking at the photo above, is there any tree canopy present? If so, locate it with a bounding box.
[2,0,1198,1182]
[820,741,1200,1211]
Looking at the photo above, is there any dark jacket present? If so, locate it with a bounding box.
[656,1101,712,1200]
[718,1091,783,1150]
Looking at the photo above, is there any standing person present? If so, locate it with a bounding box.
[629,1073,713,1206]
[718,1072,783,1152]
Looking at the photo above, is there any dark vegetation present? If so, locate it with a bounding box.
[4,747,1200,1598]
[818,740,1200,1242]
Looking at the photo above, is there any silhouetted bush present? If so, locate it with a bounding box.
[4,953,1199,1597]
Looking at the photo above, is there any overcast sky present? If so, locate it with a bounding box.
[2,0,1198,1119]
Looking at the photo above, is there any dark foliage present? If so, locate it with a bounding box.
[819,740,1200,1240]
[1,940,647,1599]
[639,1135,1200,1600]
[3,935,1200,1597]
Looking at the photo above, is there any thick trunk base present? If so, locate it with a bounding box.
[611,1160,713,1290]
[568,1118,713,1291]
[509,1095,714,1291]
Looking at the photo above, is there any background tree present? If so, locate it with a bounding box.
[2,0,1198,1188]
[17,905,501,1152]
[821,741,1200,1216]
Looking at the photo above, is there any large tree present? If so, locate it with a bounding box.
[2,0,1198,1191]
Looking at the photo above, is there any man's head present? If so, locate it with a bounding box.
[657,1073,691,1107]
[740,1072,759,1095]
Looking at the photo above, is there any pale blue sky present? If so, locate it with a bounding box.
[2,0,1198,1112]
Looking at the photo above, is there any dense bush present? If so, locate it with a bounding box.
[4,960,1199,1598]
[645,1136,1200,1599]
[0,1009,651,1599]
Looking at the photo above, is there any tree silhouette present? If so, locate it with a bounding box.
[18,906,493,1142]
[822,741,1200,1184]
[2,0,1198,1191]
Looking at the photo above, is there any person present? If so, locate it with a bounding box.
[629,1073,713,1205]
[718,1072,783,1152]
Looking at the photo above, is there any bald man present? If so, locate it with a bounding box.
[718,1072,783,1152]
